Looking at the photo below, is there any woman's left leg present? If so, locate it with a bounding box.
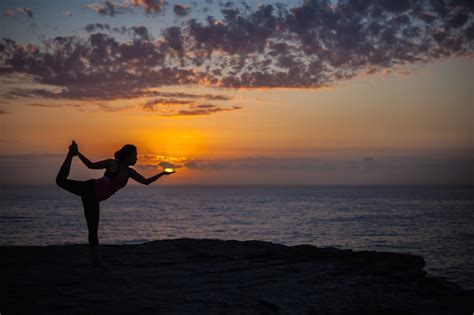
[81,190,102,265]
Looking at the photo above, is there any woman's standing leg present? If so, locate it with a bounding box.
[82,193,102,266]
[57,144,103,267]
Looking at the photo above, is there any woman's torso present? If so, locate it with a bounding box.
[94,161,129,202]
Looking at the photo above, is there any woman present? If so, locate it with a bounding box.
[55,141,175,267]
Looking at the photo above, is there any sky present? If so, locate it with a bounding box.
[0,0,472,185]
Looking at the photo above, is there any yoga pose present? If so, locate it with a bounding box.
[56,141,175,267]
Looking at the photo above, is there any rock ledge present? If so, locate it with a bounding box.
[1,238,472,314]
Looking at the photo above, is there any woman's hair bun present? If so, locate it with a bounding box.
[114,144,137,161]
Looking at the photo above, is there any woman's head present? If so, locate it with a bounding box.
[114,144,137,165]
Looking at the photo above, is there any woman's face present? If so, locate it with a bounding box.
[128,150,138,166]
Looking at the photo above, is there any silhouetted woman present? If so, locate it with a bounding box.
[55,141,175,267]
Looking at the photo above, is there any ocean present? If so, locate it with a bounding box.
[0,184,472,289]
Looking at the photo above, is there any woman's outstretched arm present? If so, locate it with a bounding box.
[129,168,174,185]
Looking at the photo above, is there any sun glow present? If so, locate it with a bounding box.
[137,129,204,159]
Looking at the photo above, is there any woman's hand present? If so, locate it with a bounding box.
[68,140,79,156]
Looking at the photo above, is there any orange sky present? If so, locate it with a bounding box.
[0,58,472,185]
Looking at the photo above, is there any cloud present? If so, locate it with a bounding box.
[85,23,111,32]
[140,91,235,115]
[184,157,350,171]
[84,0,165,16]
[93,103,133,112]
[179,155,472,173]
[135,154,188,171]
[158,161,182,169]
[4,7,33,18]
[188,4,277,55]
[142,98,241,116]
[141,92,232,101]
[0,31,178,100]
[83,1,132,16]
[162,26,185,56]
[5,86,232,104]
[4,10,15,17]
[163,104,241,116]
[131,0,166,14]
[192,156,473,185]
[16,7,33,18]
[1,0,473,104]
[27,103,62,108]
[174,4,191,17]
[143,98,194,110]
[141,155,473,184]
[197,1,472,88]
[0,153,471,185]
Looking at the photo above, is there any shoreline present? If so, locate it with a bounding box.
[1,238,473,314]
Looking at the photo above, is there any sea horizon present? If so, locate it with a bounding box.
[2,183,472,187]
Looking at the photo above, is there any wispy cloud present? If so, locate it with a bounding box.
[27,103,62,108]
[162,104,241,117]
[4,9,15,17]
[136,154,473,184]
[84,0,166,16]
[83,1,132,16]
[4,7,33,18]
[135,153,188,171]
[16,7,33,18]
[141,92,238,116]
[143,98,195,109]
[131,0,166,14]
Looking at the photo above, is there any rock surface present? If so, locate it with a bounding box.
[1,238,473,314]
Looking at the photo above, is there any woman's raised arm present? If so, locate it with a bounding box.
[69,141,113,170]
[78,152,114,170]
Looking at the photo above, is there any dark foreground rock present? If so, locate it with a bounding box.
[1,238,472,314]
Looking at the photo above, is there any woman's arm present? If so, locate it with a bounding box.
[78,152,114,170]
[129,168,174,185]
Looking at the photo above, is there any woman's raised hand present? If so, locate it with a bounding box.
[69,140,79,156]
